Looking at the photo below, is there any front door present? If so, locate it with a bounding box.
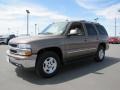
[64,22,87,59]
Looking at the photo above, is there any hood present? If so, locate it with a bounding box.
[9,35,59,44]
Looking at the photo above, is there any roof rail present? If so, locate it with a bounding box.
[80,20,87,22]
[80,20,100,24]
[91,22,100,24]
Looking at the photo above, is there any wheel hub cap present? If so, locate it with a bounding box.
[43,57,57,74]
[99,49,104,60]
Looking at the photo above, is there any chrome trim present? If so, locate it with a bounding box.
[68,48,97,54]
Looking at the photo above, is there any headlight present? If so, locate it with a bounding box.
[18,44,31,49]
[17,44,32,56]
[17,49,32,56]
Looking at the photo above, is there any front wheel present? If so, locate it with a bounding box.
[95,46,105,62]
[35,51,61,78]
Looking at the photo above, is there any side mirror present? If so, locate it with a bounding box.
[67,29,78,36]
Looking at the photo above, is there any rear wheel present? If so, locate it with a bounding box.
[95,46,105,62]
[35,51,61,78]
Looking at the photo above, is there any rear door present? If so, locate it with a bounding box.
[83,23,99,53]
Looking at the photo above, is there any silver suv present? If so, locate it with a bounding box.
[7,20,109,78]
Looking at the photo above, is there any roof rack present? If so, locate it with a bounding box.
[55,20,100,24]
[80,20,87,22]
[80,20,100,24]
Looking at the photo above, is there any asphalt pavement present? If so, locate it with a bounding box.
[0,44,120,90]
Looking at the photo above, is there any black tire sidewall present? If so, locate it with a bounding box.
[36,51,61,78]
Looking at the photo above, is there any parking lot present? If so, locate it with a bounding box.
[0,44,120,90]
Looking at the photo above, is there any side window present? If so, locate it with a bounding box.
[95,25,108,35]
[85,23,97,36]
[69,22,85,36]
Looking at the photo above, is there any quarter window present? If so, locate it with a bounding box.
[95,25,108,35]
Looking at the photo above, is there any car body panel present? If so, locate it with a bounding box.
[7,21,109,68]
[0,34,15,44]
[109,37,120,44]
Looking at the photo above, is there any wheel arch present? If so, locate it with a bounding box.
[98,42,106,50]
[35,47,63,67]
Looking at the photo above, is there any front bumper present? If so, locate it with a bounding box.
[7,50,37,68]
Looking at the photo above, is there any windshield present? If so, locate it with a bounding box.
[39,22,68,35]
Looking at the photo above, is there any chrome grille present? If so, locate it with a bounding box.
[9,43,18,54]
[10,49,17,54]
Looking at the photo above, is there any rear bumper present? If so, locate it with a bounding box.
[7,50,37,68]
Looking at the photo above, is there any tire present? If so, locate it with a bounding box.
[35,51,61,78]
[95,46,105,62]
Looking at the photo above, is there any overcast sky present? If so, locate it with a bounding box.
[0,0,120,36]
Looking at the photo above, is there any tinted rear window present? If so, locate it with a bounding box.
[95,24,108,35]
[85,23,97,36]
